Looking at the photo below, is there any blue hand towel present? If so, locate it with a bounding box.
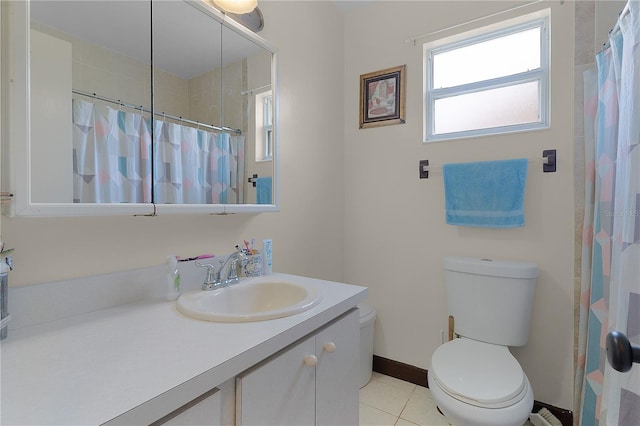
[256,177,272,204]
[442,158,528,228]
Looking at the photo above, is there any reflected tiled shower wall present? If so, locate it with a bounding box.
[573,0,595,416]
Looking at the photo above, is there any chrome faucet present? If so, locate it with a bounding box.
[196,251,247,291]
[218,251,247,286]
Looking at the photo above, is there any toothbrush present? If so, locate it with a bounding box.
[177,254,215,262]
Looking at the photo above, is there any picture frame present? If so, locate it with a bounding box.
[359,65,406,129]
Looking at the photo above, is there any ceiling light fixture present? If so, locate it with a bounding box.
[213,0,258,15]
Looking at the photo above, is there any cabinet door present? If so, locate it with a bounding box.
[236,336,316,426]
[315,309,360,426]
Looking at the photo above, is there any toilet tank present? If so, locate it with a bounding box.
[444,256,538,347]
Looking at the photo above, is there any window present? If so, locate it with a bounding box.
[255,91,273,161]
[424,16,549,141]
[263,94,273,160]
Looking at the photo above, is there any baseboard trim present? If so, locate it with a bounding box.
[373,355,428,387]
[372,355,573,426]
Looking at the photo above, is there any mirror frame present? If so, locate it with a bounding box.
[2,0,279,217]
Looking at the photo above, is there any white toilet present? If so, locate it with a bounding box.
[428,256,538,426]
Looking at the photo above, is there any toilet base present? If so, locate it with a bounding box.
[428,373,534,426]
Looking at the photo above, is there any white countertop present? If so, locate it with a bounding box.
[0,273,367,425]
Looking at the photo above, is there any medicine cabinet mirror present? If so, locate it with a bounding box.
[1,0,278,217]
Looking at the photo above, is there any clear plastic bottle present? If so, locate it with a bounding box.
[166,255,181,301]
[262,240,272,274]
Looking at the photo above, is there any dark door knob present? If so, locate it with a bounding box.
[606,331,640,373]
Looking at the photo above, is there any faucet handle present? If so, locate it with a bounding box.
[194,260,215,271]
[227,258,241,281]
[195,261,219,290]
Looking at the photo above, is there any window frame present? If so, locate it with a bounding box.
[263,94,273,161]
[423,16,550,142]
[254,90,273,162]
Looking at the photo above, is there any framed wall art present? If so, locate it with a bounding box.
[359,65,406,129]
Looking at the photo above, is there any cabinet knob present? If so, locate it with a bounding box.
[323,342,337,353]
[303,354,317,367]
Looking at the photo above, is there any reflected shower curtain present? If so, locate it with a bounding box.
[577,2,640,425]
[153,121,244,204]
[73,99,244,204]
[73,99,152,203]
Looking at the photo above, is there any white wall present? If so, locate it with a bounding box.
[29,30,73,203]
[1,0,594,412]
[0,1,346,287]
[343,1,575,410]
[595,0,627,49]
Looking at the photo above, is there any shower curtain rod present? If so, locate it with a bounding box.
[241,84,271,96]
[600,1,631,52]
[611,1,631,35]
[72,89,242,135]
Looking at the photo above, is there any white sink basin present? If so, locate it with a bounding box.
[176,278,321,322]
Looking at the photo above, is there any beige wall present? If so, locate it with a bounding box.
[31,23,155,113]
[1,1,346,287]
[34,22,248,130]
[343,1,575,410]
[4,0,624,413]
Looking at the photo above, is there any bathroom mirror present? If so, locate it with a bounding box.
[1,0,278,216]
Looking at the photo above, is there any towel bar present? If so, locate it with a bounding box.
[419,149,557,179]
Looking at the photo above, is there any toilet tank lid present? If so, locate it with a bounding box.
[444,256,538,279]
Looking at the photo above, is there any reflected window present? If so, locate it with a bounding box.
[256,91,273,161]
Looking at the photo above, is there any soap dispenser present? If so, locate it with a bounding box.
[166,255,181,301]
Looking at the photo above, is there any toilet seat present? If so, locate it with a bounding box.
[430,338,527,409]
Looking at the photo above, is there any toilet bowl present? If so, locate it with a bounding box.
[428,338,533,426]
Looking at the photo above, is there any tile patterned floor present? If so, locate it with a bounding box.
[359,372,535,426]
[359,372,450,426]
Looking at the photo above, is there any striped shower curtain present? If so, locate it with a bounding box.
[72,99,244,204]
[577,2,640,425]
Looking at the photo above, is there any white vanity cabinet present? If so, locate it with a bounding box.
[1,272,367,425]
[236,309,360,425]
